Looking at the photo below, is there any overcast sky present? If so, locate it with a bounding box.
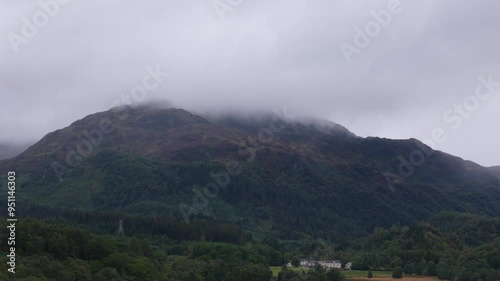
[1,0,499,166]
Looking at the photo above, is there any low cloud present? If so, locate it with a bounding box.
[1,0,499,166]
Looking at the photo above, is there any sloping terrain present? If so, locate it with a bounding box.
[1,105,499,239]
[0,142,32,160]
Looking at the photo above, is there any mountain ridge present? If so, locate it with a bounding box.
[0,142,32,161]
[1,105,499,239]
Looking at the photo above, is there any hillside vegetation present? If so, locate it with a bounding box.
[1,106,499,280]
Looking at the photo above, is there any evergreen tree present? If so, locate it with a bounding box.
[326,269,345,281]
[392,267,403,279]
[403,263,415,275]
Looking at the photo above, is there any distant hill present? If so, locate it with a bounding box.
[489,166,500,179]
[1,105,499,240]
[0,142,32,160]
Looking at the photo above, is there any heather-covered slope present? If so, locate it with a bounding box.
[1,105,499,239]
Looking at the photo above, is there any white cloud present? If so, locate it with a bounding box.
[0,0,499,166]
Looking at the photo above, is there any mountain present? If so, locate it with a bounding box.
[0,142,32,160]
[489,166,500,179]
[1,105,499,240]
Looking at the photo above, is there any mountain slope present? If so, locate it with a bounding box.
[0,142,32,160]
[1,105,499,239]
[489,166,500,179]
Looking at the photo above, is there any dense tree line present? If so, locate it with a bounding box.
[0,218,272,281]
[1,211,499,280]
[277,265,345,281]
[346,212,500,281]
[15,203,245,244]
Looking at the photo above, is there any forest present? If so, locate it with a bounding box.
[1,211,499,281]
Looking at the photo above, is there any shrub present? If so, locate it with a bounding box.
[392,267,403,279]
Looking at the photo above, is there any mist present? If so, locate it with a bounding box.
[1,0,499,166]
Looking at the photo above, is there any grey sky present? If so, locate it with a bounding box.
[0,0,499,166]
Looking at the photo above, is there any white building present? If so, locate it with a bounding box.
[300,259,318,268]
[318,260,342,269]
[300,259,342,269]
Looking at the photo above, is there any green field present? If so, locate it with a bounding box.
[343,270,392,278]
[270,267,392,279]
[270,266,305,277]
